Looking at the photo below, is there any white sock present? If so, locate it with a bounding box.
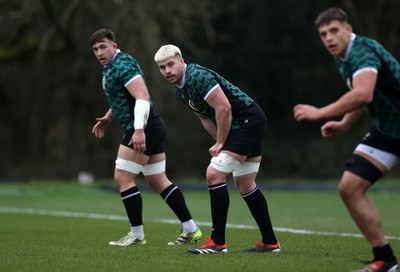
[131,225,145,240]
[182,219,197,233]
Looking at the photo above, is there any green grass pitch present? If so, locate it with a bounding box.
[0,181,399,272]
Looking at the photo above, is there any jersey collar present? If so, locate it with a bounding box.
[339,33,356,61]
[111,49,121,64]
[104,49,121,68]
[177,64,187,88]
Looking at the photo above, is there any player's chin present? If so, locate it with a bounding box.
[164,75,176,82]
[167,78,177,84]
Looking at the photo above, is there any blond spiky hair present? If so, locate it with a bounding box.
[154,44,182,62]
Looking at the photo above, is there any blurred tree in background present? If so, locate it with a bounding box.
[1,0,399,181]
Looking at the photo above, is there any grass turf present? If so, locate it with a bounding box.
[0,181,399,272]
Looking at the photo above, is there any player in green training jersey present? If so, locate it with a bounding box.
[293,8,399,272]
[154,45,280,254]
[90,29,202,247]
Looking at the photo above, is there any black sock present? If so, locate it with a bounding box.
[209,183,229,245]
[243,187,277,245]
[373,244,396,262]
[161,184,192,222]
[121,186,142,226]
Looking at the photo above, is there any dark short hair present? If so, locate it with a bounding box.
[315,7,348,29]
[90,28,115,45]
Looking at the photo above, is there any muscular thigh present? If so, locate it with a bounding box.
[117,144,149,165]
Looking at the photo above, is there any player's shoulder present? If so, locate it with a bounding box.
[114,51,138,66]
[187,63,201,73]
[188,63,216,78]
[188,63,210,72]
[354,35,384,53]
[113,52,142,75]
[349,36,379,61]
[186,63,202,78]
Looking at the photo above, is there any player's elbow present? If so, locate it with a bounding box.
[358,92,373,105]
[222,104,232,116]
[353,89,373,106]
[353,86,374,105]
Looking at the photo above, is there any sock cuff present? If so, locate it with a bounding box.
[161,184,178,200]
[208,182,227,191]
[121,186,140,199]
[242,186,260,198]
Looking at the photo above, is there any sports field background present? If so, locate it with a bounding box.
[1,180,399,272]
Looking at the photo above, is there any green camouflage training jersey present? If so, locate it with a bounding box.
[175,63,265,129]
[102,50,156,131]
[334,34,400,138]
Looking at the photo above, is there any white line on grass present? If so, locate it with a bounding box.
[1,207,399,240]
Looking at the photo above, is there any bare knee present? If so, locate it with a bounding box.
[145,173,171,193]
[114,169,136,191]
[206,165,229,186]
[235,180,256,195]
[234,173,257,194]
[206,167,220,185]
[338,172,371,202]
[338,180,353,201]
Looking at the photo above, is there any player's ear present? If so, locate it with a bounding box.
[346,23,353,33]
[113,42,118,49]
